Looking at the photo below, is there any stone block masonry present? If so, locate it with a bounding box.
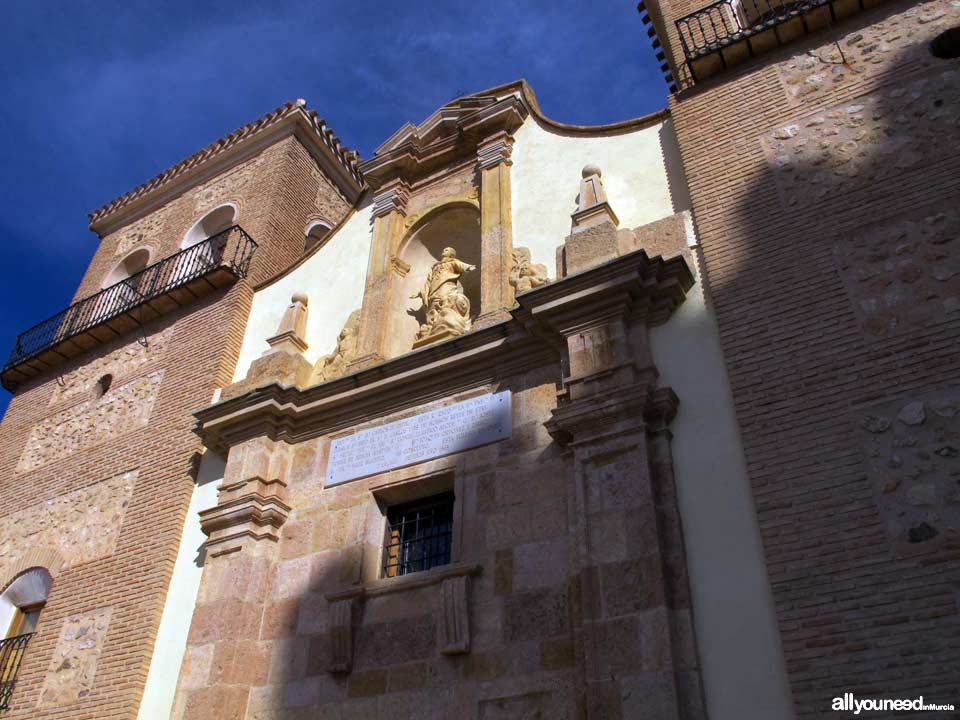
[0,117,347,719]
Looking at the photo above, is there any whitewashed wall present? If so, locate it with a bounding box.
[231,195,374,382]
[511,115,683,274]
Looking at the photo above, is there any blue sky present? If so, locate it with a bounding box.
[0,0,667,417]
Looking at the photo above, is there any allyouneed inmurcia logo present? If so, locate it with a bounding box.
[832,693,955,714]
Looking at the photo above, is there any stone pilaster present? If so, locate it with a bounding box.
[349,180,410,372]
[199,436,292,557]
[476,131,515,326]
[536,261,705,720]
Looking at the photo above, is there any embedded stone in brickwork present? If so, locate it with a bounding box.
[763,69,959,208]
[777,0,960,103]
[310,164,351,221]
[114,204,173,257]
[49,325,173,405]
[0,471,136,580]
[834,209,960,337]
[18,370,163,472]
[856,390,960,551]
[39,607,113,707]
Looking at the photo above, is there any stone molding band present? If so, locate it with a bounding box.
[193,247,694,453]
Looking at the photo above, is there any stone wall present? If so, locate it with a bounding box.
[48,325,174,406]
[39,607,113,708]
[0,281,253,720]
[856,389,960,551]
[173,332,705,720]
[835,207,960,337]
[0,471,136,581]
[17,370,164,473]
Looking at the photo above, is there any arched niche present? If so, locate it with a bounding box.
[182,203,237,249]
[102,247,152,288]
[385,203,482,359]
[1,567,53,638]
[304,220,332,254]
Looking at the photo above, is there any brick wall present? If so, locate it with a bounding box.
[74,134,351,302]
[665,0,960,713]
[0,131,353,719]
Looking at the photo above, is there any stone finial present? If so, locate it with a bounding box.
[572,163,619,233]
[264,293,309,356]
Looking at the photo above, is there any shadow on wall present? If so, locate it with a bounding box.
[687,3,960,712]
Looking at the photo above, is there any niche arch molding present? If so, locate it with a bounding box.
[181,202,239,249]
[102,246,153,289]
[0,547,65,597]
[385,202,483,359]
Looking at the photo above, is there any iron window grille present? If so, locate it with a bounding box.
[0,633,33,711]
[382,493,454,578]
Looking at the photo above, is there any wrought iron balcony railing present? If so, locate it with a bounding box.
[676,0,835,63]
[0,633,33,711]
[2,225,257,390]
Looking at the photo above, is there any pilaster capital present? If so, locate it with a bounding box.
[372,180,410,218]
[545,383,679,447]
[477,131,515,171]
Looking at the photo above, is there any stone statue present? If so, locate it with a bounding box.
[410,247,476,344]
[509,247,549,294]
[312,309,361,382]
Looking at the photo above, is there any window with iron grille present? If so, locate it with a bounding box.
[382,492,454,578]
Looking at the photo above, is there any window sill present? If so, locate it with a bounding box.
[325,560,481,602]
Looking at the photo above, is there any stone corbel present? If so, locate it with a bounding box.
[372,181,410,219]
[476,130,514,170]
[437,573,471,655]
[327,595,358,673]
[324,562,480,672]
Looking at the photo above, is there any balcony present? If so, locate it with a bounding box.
[0,633,32,710]
[2,225,257,391]
[675,0,878,82]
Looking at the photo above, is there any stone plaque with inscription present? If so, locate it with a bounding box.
[326,391,511,485]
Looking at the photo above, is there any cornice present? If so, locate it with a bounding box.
[194,247,695,454]
[88,100,363,236]
[358,96,529,189]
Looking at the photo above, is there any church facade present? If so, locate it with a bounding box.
[0,1,958,718]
